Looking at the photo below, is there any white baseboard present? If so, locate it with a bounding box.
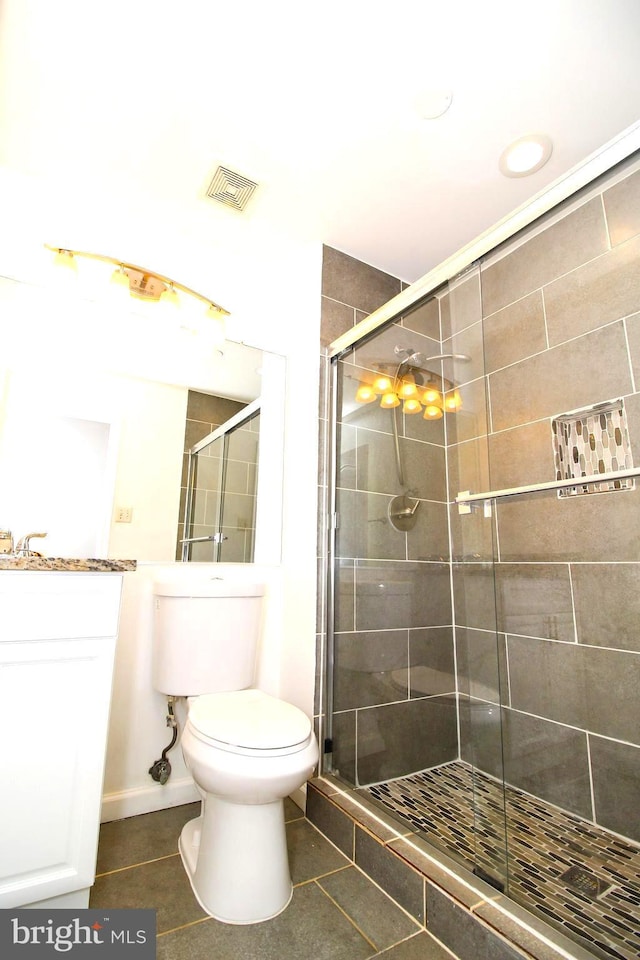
[289,783,307,813]
[102,778,308,823]
[101,777,200,823]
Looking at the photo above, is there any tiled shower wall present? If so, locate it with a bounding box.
[450,155,640,845]
[318,153,640,846]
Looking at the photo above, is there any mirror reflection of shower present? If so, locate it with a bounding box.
[360,345,471,532]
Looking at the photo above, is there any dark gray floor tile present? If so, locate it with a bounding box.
[90,854,206,933]
[156,882,375,960]
[96,803,201,873]
[376,932,453,959]
[284,796,304,822]
[286,818,351,884]
[318,866,420,952]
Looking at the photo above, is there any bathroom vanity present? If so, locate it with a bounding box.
[0,559,135,908]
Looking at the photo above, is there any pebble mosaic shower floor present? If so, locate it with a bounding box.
[363,761,640,960]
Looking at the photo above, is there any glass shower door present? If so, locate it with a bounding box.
[325,273,509,886]
[444,265,509,890]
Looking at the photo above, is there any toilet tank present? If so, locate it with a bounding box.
[152,578,265,696]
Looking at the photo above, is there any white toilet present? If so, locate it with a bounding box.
[152,577,318,924]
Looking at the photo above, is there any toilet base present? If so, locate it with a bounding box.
[179,796,293,924]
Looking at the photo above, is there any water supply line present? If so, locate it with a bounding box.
[149,697,178,785]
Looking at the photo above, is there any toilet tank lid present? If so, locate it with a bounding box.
[189,690,312,750]
[153,578,265,598]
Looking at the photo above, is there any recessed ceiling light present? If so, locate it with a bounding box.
[499,134,553,177]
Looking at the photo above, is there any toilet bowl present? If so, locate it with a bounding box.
[151,577,319,924]
[179,689,318,923]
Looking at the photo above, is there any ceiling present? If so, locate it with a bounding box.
[1,0,639,286]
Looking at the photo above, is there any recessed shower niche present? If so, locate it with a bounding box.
[551,398,635,497]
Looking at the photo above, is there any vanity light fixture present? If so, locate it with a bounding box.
[499,134,553,178]
[355,366,462,420]
[45,245,230,340]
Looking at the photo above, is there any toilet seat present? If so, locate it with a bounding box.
[188,689,312,756]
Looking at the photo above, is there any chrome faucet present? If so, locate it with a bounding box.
[15,532,48,557]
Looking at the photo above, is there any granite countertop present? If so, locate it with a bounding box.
[0,557,137,572]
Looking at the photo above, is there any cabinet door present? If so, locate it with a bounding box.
[0,635,116,907]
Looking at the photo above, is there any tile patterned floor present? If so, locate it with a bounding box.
[364,761,640,960]
[90,799,453,960]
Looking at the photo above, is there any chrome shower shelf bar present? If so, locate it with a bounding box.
[456,466,640,514]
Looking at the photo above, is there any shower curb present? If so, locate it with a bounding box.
[306,776,598,960]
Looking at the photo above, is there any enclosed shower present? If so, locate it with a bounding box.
[322,154,640,960]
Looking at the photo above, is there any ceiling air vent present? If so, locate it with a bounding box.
[206,166,258,211]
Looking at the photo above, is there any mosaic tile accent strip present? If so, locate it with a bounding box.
[363,762,640,960]
[552,400,634,498]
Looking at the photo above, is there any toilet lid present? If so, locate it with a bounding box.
[188,689,312,751]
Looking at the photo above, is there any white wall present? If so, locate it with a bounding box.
[0,350,187,561]
[0,167,323,820]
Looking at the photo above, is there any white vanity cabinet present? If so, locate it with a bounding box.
[0,571,124,908]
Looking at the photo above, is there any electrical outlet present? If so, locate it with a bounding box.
[115,506,133,523]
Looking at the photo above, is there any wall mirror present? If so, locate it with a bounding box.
[0,271,285,565]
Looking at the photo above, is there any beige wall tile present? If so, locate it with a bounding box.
[488,421,555,491]
[544,234,640,346]
[618,310,640,386]
[401,294,441,340]
[321,245,402,315]
[603,167,640,246]
[481,198,609,315]
[448,270,482,335]
[489,321,632,432]
[483,291,546,373]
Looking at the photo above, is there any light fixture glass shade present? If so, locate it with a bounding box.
[398,374,418,399]
[355,382,377,403]
[423,403,443,420]
[403,398,422,414]
[380,392,400,408]
[53,249,78,272]
[444,390,463,412]
[159,284,180,308]
[372,373,392,394]
[421,383,442,405]
[110,265,130,289]
[205,304,226,345]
